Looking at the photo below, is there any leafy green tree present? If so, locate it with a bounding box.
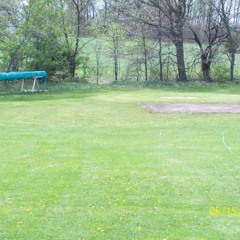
[91,6,127,82]
[24,0,68,77]
[0,0,30,71]
[106,22,126,81]
[58,0,94,78]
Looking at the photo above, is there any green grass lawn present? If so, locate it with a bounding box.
[1,85,240,239]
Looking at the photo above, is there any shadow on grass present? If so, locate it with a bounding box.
[1,81,240,103]
[140,81,240,95]
[0,90,98,102]
[0,85,140,102]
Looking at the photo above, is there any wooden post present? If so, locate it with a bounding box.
[31,77,40,93]
[21,77,41,93]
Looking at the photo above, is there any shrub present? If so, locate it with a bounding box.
[211,65,230,82]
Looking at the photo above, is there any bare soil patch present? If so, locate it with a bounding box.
[142,103,240,114]
[160,96,197,99]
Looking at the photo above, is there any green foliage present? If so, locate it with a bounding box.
[25,37,68,76]
[0,0,29,71]
[212,64,230,82]
[24,0,68,77]
[1,1,240,83]
[0,0,68,75]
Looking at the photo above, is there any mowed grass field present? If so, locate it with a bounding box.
[0,85,240,239]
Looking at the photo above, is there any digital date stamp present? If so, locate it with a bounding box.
[210,205,240,217]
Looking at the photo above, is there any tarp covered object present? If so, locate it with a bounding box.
[0,71,47,84]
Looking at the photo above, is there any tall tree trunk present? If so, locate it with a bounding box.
[65,47,76,78]
[219,0,235,81]
[225,31,235,82]
[202,65,211,82]
[142,33,148,81]
[68,52,76,78]
[175,40,188,81]
[201,54,211,82]
[158,38,163,81]
[158,7,163,81]
[230,52,235,81]
[113,48,118,81]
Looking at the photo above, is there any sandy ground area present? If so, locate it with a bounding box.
[142,103,240,114]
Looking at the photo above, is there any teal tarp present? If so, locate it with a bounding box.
[0,71,47,84]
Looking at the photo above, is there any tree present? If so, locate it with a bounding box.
[215,0,238,81]
[189,1,226,82]
[24,0,68,76]
[106,22,126,81]
[95,1,127,81]
[0,0,30,71]
[133,0,193,81]
[59,0,94,78]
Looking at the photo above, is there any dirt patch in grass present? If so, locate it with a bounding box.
[160,96,197,99]
[142,103,240,114]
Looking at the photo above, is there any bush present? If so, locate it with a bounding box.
[211,65,230,82]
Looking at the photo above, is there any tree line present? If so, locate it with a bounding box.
[0,0,240,82]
